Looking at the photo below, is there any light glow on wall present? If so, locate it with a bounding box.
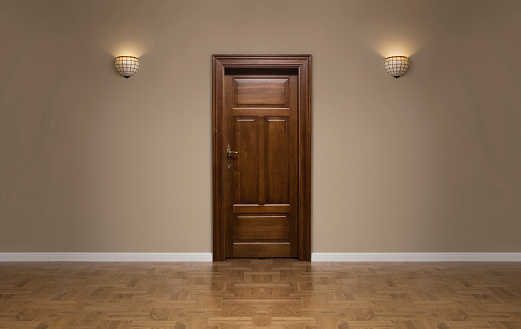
[109,42,146,58]
[367,35,422,58]
[378,42,416,58]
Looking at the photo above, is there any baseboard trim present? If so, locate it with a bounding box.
[311,253,521,262]
[0,253,213,262]
[2,252,520,262]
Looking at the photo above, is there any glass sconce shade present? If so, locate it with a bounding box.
[115,56,140,78]
[384,56,409,78]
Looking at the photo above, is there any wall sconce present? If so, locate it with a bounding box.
[114,56,140,78]
[384,56,409,78]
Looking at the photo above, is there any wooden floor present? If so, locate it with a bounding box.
[1,259,521,329]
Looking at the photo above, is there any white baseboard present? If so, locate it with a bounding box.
[1,252,520,262]
[0,253,213,262]
[311,252,521,262]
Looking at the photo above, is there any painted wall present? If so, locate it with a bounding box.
[1,0,520,253]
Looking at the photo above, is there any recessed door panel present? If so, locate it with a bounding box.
[234,117,258,204]
[234,215,289,241]
[235,78,288,106]
[232,242,291,258]
[265,118,289,204]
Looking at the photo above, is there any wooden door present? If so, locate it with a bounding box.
[213,55,311,261]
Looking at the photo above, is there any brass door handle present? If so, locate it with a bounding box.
[227,144,238,169]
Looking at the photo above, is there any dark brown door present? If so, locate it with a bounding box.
[213,55,311,261]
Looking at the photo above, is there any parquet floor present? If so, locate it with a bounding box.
[1,259,521,329]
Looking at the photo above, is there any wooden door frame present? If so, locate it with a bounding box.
[212,54,311,261]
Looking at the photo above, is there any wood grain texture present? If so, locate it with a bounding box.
[235,117,258,204]
[1,260,521,328]
[266,118,289,204]
[235,79,288,106]
[234,215,289,241]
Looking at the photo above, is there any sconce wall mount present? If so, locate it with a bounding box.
[115,56,140,78]
[384,56,409,78]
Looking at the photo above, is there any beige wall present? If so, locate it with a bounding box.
[1,0,520,253]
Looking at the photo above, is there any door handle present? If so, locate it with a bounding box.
[227,144,238,169]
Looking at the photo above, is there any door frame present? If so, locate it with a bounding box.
[212,54,311,261]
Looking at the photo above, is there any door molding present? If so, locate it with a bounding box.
[212,55,311,261]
